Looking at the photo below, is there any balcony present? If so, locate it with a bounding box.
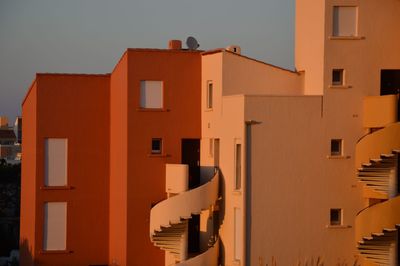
[363,95,397,128]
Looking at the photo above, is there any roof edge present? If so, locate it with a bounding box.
[21,77,38,107]
[202,49,298,75]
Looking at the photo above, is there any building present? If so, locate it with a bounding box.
[20,1,400,266]
[20,41,202,266]
[14,117,22,144]
[0,116,20,162]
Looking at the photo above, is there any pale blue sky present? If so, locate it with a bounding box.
[0,0,295,121]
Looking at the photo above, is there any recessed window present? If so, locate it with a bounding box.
[330,139,343,156]
[333,6,357,37]
[43,202,67,251]
[151,138,162,154]
[235,143,242,190]
[209,138,214,157]
[330,208,342,226]
[140,81,163,109]
[234,208,242,261]
[207,81,213,109]
[45,138,68,186]
[332,69,344,86]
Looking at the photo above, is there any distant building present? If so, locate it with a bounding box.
[14,117,22,144]
[0,116,20,163]
[20,1,400,266]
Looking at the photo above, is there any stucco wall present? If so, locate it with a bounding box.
[126,49,201,266]
[109,52,128,266]
[295,0,325,95]
[222,52,304,96]
[245,95,364,265]
[26,74,110,266]
[20,81,37,266]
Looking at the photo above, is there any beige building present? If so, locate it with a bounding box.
[18,0,400,265]
[193,0,400,265]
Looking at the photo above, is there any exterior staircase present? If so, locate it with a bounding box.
[355,123,400,266]
[357,225,399,266]
[149,166,219,265]
[357,151,399,198]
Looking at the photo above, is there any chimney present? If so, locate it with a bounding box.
[168,40,182,50]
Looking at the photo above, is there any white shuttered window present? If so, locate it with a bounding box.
[140,81,163,109]
[43,202,67,251]
[45,138,67,186]
[333,6,357,37]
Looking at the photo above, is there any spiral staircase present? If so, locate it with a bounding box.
[149,165,220,266]
[355,122,400,266]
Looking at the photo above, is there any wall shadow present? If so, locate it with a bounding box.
[19,238,34,266]
[217,168,226,264]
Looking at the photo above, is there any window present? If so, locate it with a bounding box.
[330,208,342,226]
[151,138,162,154]
[207,81,213,109]
[234,208,242,261]
[209,138,214,157]
[140,81,163,109]
[43,202,67,251]
[333,6,357,37]
[235,143,242,190]
[332,69,344,86]
[45,138,68,186]
[214,139,220,167]
[330,139,342,156]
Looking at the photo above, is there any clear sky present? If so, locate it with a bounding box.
[0,0,295,121]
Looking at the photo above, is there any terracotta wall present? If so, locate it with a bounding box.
[125,49,201,266]
[20,81,37,266]
[109,52,128,266]
[22,74,110,266]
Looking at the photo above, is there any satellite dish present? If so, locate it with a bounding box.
[186,36,199,50]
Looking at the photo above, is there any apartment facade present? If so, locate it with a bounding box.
[0,116,21,162]
[21,1,400,266]
[20,42,202,266]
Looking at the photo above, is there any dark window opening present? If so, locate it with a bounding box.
[381,70,400,121]
[151,138,162,154]
[207,81,213,109]
[330,208,342,226]
[330,139,342,156]
[332,69,344,86]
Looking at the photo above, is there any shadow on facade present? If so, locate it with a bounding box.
[19,238,34,266]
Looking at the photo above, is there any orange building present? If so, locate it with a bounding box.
[21,1,400,265]
[20,41,202,266]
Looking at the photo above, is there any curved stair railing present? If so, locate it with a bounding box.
[150,168,219,265]
[355,123,400,266]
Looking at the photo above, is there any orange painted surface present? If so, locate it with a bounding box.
[21,48,201,266]
[109,52,128,266]
[20,81,37,266]
[125,49,201,266]
[21,74,110,266]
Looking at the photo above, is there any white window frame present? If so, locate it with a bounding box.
[140,80,164,109]
[43,202,67,251]
[45,138,68,187]
[332,6,358,37]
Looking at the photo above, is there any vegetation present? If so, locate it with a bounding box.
[0,160,20,257]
